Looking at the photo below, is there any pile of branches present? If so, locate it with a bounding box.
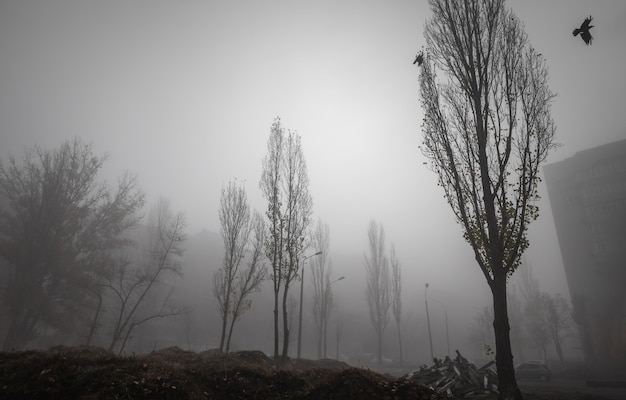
[403,351,498,398]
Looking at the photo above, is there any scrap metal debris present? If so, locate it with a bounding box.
[403,350,498,398]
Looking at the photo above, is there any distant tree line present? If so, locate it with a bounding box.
[0,124,408,366]
[0,120,349,362]
[0,138,186,353]
[364,220,404,365]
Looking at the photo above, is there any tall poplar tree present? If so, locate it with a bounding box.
[418,1,557,397]
[260,117,312,360]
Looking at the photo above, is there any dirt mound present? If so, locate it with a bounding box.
[2,347,607,399]
[0,346,448,400]
[46,345,115,358]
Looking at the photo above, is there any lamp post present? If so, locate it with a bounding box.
[297,251,323,359]
[425,283,434,362]
[323,276,345,358]
[431,298,450,358]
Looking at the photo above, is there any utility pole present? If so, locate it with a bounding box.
[425,283,434,362]
[431,298,450,358]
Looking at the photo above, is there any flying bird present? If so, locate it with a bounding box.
[413,51,424,66]
[573,15,594,45]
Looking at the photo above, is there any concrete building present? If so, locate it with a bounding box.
[544,139,626,373]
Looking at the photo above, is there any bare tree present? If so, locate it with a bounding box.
[418,0,557,397]
[515,259,540,305]
[0,138,144,350]
[544,293,573,365]
[105,198,186,354]
[364,220,391,365]
[260,117,285,360]
[513,260,548,359]
[311,219,332,359]
[280,127,313,359]
[524,292,550,360]
[224,211,267,352]
[523,290,572,364]
[286,294,298,351]
[259,117,312,361]
[467,306,495,361]
[390,244,403,364]
[213,180,252,352]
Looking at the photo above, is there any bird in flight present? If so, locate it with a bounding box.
[413,51,424,66]
[573,15,594,45]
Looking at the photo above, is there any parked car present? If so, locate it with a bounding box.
[515,360,552,382]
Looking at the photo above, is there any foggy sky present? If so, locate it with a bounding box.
[1,0,626,330]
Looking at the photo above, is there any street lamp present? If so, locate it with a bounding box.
[297,251,323,359]
[323,276,345,358]
[425,283,434,362]
[431,298,450,358]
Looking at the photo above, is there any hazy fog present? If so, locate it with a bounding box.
[1,0,625,361]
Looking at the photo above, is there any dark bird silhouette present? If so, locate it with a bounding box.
[573,15,593,45]
[413,51,424,66]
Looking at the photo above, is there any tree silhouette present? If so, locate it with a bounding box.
[311,219,333,359]
[213,180,252,352]
[418,0,558,398]
[390,244,403,364]
[260,117,312,361]
[364,220,391,365]
[0,139,144,350]
[105,198,186,354]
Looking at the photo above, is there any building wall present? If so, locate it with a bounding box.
[544,139,626,373]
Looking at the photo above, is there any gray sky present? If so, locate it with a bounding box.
[1,0,625,310]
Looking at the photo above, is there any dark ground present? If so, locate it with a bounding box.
[0,346,618,399]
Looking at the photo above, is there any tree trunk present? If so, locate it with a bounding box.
[3,311,19,350]
[3,314,22,350]
[317,321,323,359]
[218,304,229,352]
[322,315,327,359]
[218,270,234,353]
[491,275,523,400]
[377,326,383,364]
[225,311,239,353]
[3,306,38,351]
[273,289,280,360]
[281,284,290,359]
[554,337,564,365]
[119,320,140,355]
[86,292,103,346]
[396,321,403,365]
